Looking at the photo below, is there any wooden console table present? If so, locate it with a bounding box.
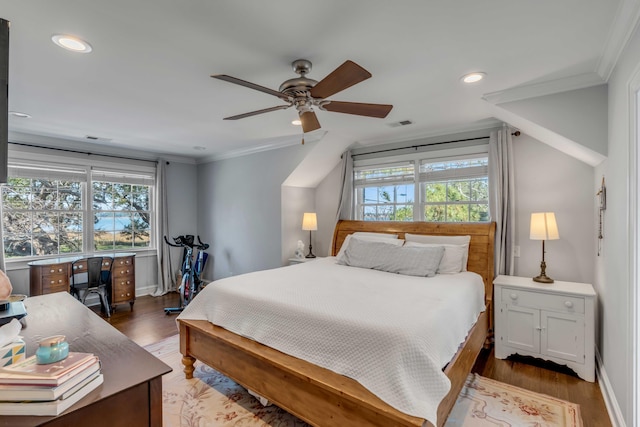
[0,292,171,426]
[28,253,136,310]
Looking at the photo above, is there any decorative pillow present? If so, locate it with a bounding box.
[404,233,471,271]
[338,238,444,277]
[336,233,403,260]
[404,241,466,274]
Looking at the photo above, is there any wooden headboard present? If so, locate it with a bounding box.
[331,220,496,310]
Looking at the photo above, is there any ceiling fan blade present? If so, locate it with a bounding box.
[223,104,291,120]
[309,60,372,99]
[321,101,393,118]
[212,74,291,101]
[300,111,321,133]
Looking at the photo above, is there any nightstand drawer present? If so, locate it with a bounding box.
[501,288,585,313]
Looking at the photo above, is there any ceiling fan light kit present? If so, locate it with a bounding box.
[211,59,393,134]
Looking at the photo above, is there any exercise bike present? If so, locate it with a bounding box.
[163,235,209,315]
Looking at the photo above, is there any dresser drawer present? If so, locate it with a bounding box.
[41,275,69,294]
[501,288,585,313]
[113,283,134,303]
[43,263,69,276]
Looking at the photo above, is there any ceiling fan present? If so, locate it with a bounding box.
[211,59,393,133]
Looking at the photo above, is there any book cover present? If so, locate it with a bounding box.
[0,356,99,386]
[0,362,101,401]
[0,373,103,416]
[0,352,94,377]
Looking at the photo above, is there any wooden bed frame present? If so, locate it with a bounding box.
[178,220,495,427]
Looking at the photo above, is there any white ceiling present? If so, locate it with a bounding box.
[0,0,628,161]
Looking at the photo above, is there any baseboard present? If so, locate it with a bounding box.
[596,347,626,427]
[135,285,158,297]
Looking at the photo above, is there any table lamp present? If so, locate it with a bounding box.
[302,212,317,258]
[530,212,559,283]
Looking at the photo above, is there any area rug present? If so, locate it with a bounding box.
[145,335,583,427]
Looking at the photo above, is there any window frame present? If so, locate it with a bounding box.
[1,149,157,263]
[353,143,490,223]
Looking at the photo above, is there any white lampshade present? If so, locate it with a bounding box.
[302,212,318,231]
[530,212,559,241]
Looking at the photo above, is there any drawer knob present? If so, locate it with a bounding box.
[509,293,518,300]
[564,301,574,308]
[50,269,55,273]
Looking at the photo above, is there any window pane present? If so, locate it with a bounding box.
[424,205,445,222]
[447,181,470,202]
[424,182,446,202]
[446,205,469,222]
[92,180,153,252]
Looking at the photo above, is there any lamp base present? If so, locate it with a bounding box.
[533,274,554,284]
[305,254,316,259]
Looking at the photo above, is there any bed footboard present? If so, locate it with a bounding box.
[178,310,488,427]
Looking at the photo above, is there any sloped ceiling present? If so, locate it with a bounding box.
[0,0,633,164]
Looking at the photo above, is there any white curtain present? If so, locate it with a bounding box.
[335,149,354,222]
[489,125,515,276]
[153,160,174,296]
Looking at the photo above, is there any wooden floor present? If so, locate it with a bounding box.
[97,293,612,427]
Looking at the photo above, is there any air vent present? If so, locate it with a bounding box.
[387,120,413,128]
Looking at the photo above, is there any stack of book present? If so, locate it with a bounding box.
[0,352,102,416]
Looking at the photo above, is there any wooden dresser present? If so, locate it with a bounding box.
[28,253,136,310]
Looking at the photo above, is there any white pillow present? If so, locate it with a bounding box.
[404,241,467,274]
[338,239,444,277]
[404,233,471,271]
[336,234,403,261]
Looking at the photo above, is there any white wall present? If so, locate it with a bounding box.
[196,143,310,280]
[315,162,341,256]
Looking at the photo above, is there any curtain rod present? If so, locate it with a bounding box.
[9,141,159,164]
[351,130,520,158]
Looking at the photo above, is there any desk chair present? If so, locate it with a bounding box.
[71,256,113,317]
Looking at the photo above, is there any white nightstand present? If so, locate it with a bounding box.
[493,274,596,382]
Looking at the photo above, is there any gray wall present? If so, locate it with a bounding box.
[196,144,310,280]
[511,134,595,284]
[596,19,640,426]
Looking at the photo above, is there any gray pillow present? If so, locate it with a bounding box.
[338,239,445,277]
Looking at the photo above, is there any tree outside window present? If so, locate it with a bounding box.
[1,178,83,258]
[92,182,151,251]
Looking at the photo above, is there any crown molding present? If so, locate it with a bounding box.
[202,131,327,163]
[8,130,196,164]
[596,0,640,81]
[482,73,605,105]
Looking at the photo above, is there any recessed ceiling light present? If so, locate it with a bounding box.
[51,34,92,53]
[461,72,486,84]
[8,111,31,118]
[291,119,302,126]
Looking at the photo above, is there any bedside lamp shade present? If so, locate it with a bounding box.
[302,213,318,231]
[530,212,559,241]
[302,212,317,258]
[530,212,559,283]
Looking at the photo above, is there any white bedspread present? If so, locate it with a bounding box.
[178,257,486,425]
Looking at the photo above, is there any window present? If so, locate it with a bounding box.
[92,182,151,250]
[420,157,489,222]
[0,157,156,260]
[354,163,415,221]
[2,177,83,258]
[354,152,489,222]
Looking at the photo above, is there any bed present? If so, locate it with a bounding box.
[177,220,495,427]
